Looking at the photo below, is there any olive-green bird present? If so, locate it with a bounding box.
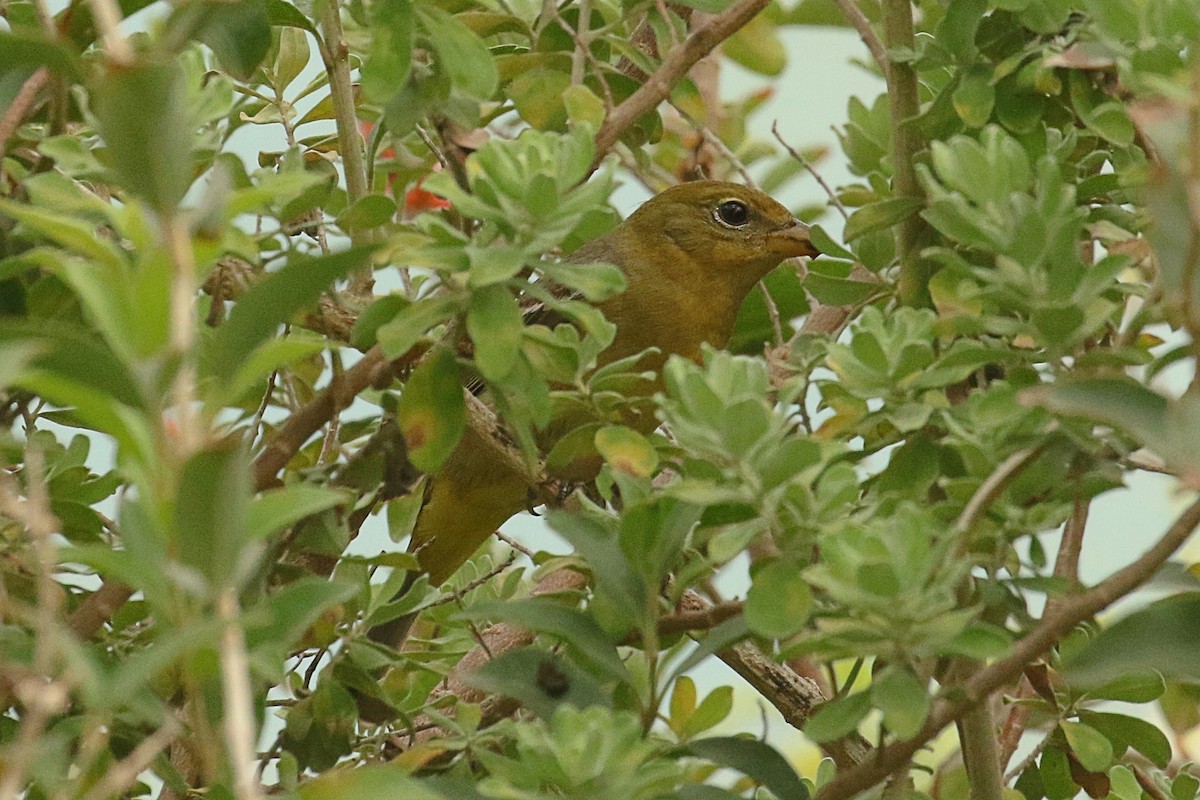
[371,180,819,646]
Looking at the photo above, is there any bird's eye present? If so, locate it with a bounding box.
[714,199,750,228]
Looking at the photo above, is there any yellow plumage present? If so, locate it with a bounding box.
[382,181,819,639]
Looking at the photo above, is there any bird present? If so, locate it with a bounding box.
[370,180,819,647]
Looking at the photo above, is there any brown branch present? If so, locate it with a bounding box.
[830,0,887,75]
[251,346,397,488]
[997,496,1091,770]
[816,493,1200,800]
[655,599,745,638]
[589,0,770,172]
[675,591,868,769]
[952,446,1044,555]
[0,68,49,165]
[67,578,135,639]
[318,0,373,295]
[881,0,929,307]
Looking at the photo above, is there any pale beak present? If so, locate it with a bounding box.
[767,218,821,259]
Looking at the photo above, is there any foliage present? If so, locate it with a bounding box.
[2,0,1200,798]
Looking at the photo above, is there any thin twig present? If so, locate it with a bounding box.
[86,0,135,63]
[761,281,786,347]
[217,591,265,800]
[318,0,373,294]
[570,0,592,84]
[815,493,1200,800]
[997,497,1090,770]
[423,553,519,608]
[672,102,755,185]
[589,0,771,173]
[78,719,180,800]
[163,215,201,454]
[953,446,1044,551]
[772,121,849,220]
[0,443,69,800]
[317,350,345,465]
[830,0,887,75]
[1002,729,1052,782]
[0,68,49,164]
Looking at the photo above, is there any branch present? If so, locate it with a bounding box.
[997,496,1090,770]
[318,1,372,294]
[251,346,396,488]
[880,0,929,307]
[0,68,48,164]
[653,599,744,638]
[816,493,1200,800]
[589,0,770,172]
[830,0,887,76]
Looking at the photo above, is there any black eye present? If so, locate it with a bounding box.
[715,199,750,228]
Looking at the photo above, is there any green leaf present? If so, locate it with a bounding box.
[175,444,252,590]
[936,0,986,60]
[1039,746,1076,800]
[92,62,193,213]
[351,295,410,351]
[416,5,498,99]
[870,667,929,739]
[456,599,630,685]
[336,194,396,232]
[0,319,144,409]
[245,576,358,653]
[682,737,809,800]
[507,67,571,131]
[298,764,445,800]
[594,426,657,478]
[804,270,879,307]
[683,685,734,738]
[668,617,752,681]
[191,0,272,81]
[467,285,523,381]
[805,691,871,742]
[264,0,318,34]
[1078,710,1172,768]
[216,334,328,406]
[722,15,786,76]
[375,295,460,358]
[460,648,609,719]
[208,246,375,374]
[543,259,627,302]
[1085,670,1165,704]
[669,676,698,734]
[397,347,466,474]
[562,84,606,128]
[843,197,923,242]
[1021,377,1200,482]
[1060,721,1113,772]
[18,370,155,469]
[1062,593,1200,686]
[246,485,347,543]
[548,508,647,625]
[807,224,855,260]
[745,561,811,639]
[0,200,127,273]
[361,0,414,103]
[1069,71,1134,145]
[952,64,995,128]
[0,31,84,79]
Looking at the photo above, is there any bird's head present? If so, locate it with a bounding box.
[621,180,820,283]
